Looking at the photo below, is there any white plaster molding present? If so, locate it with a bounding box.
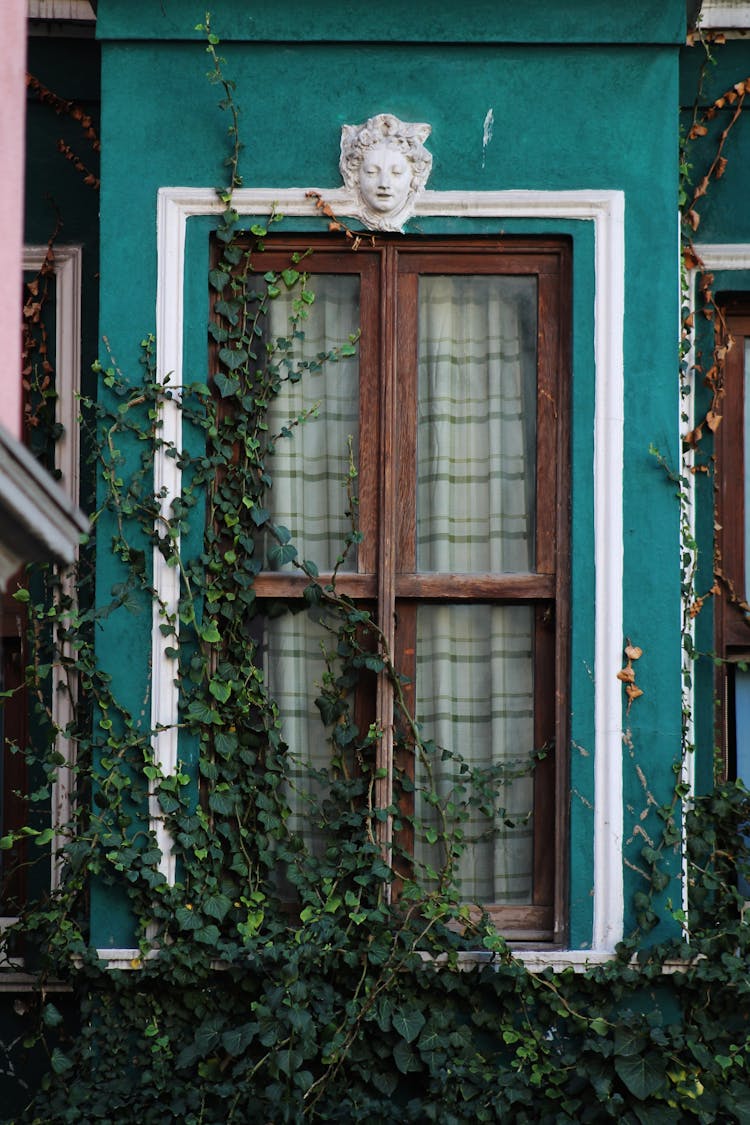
[22,244,83,892]
[154,185,626,952]
[699,0,750,28]
[89,946,705,976]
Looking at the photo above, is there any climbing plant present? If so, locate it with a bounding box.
[4,18,750,1125]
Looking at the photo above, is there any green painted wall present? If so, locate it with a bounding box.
[94,1,684,949]
[97,0,686,44]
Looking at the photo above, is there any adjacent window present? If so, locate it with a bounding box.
[715,297,750,781]
[226,237,570,943]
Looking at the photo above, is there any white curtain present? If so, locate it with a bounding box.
[263,608,334,851]
[416,275,535,574]
[261,276,360,848]
[263,275,360,572]
[413,276,537,904]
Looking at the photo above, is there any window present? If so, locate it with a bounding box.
[218,236,570,944]
[715,297,750,782]
[0,245,83,920]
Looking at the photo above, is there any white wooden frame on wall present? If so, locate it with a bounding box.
[21,244,82,895]
[151,186,626,959]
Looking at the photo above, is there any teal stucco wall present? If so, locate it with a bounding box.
[94,0,684,950]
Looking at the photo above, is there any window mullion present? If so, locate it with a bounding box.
[374,244,399,866]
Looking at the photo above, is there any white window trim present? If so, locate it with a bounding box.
[152,186,625,957]
[698,1,750,29]
[21,243,82,894]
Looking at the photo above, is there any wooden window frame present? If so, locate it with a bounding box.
[220,234,570,945]
[715,297,750,776]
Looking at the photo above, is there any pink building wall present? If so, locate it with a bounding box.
[0,0,27,440]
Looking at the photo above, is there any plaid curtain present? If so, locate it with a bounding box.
[413,276,536,904]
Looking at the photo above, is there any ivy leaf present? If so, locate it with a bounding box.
[214,371,240,399]
[208,268,230,293]
[316,695,339,726]
[209,788,236,815]
[176,906,202,931]
[42,1003,64,1028]
[209,678,231,703]
[195,923,221,945]
[221,1023,258,1056]
[371,1070,399,1096]
[214,299,240,324]
[222,244,243,265]
[277,1048,303,1076]
[393,1038,420,1074]
[214,730,238,757]
[393,1008,425,1044]
[208,321,229,343]
[268,542,297,568]
[50,1048,73,1075]
[219,346,248,371]
[303,583,322,606]
[185,699,222,726]
[375,996,393,1033]
[198,620,221,644]
[614,1052,665,1100]
[194,1016,224,1056]
[203,892,232,922]
[281,268,300,288]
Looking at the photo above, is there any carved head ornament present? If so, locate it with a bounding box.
[340,113,433,232]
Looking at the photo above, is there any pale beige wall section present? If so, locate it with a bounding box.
[0,0,27,439]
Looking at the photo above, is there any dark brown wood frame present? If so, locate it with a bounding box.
[226,235,571,945]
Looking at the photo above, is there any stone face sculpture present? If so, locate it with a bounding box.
[339,113,433,232]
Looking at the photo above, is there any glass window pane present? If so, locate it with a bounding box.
[413,604,535,904]
[416,276,537,574]
[261,607,336,850]
[261,275,360,572]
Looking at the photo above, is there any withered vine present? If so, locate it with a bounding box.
[4,20,750,1125]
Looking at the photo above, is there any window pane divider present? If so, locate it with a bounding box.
[375,245,398,876]
[394,573,556,599]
